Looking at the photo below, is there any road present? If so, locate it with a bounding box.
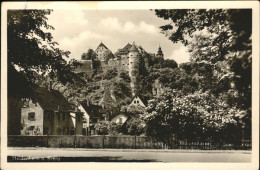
[7,147,251,162]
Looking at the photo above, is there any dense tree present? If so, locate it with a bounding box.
[125,117,145,136]
[94,121,122,135]
[154,9,252,110]
[142,88,244,145]
[103,68,118,80]
[81,49,97,60]
[8,10,84,98]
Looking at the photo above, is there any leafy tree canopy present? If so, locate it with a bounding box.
[8,10,84,98]
[81,49,97,60]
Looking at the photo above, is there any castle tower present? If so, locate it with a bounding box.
[128,42,140,96]
[156,45,164,58]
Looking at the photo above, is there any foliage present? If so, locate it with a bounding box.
[8,10,84,98]
[119,71,131,83]
[81,49,97,60]
[142,88,245,144]
[108,122,122,135]
[103,68,118,80]
[94,121,109,135]
[154,9,251,111]
[125,117,145,136]
[94,121,122,135]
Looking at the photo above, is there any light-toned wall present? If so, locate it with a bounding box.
[129,96,146,107]
[21,100,44,135]
[111,114,128,124]
[78,105,90,128]
[68,112,83,135]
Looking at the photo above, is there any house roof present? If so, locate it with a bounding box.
[32,87,73,112]
[80,101,102,118]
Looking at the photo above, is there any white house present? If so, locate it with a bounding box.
[129,95,147,107]
[111,113,128,124]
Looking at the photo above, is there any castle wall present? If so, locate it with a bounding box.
[74,60,93,77]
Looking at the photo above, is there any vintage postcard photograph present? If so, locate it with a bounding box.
[1,1,259,170]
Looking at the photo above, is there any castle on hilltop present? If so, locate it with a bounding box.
[75,42,164,95]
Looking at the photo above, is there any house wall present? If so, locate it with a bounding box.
[111,114,128,124]
[68,112,83,135]
[21,100,44,135]
[78,105,90,128]
[129,96,146,107]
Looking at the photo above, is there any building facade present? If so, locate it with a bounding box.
[20,87,83,136]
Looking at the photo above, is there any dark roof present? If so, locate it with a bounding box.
[96,42,108,50]
[33,87,73,112]
[129,43,139,52]
[80,101,102,117]
[157,46,163,55]
[122,43,132,51]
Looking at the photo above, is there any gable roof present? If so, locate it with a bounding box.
[122,43,132,51]
[96,42,108,50]
[129,43,139,52]
[32,87,73,112]
[130,95,149,106]
[80,101,102,117]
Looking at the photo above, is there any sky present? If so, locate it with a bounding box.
[46,9,190,64]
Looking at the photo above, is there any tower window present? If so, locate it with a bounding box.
[28,112,35,121]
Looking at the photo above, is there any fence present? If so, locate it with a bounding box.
[8,135,251,150]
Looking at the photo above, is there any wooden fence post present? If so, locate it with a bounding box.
[102,135,105,149]
[46,134,49,148]
[134,135,136,149]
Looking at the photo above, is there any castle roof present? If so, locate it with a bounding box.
[157,45,163,55]
[96,42,108,50]
[122,43,132,51]
[129,43,139,52]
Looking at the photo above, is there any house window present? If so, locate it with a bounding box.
[62,113,66,121]
[137,100,139,104]
[57,113,61,121]
[119,118,122,124]
[134,101,136,104]
[28,112,35,121]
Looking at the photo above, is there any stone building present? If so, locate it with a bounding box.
[77,42,164,95]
